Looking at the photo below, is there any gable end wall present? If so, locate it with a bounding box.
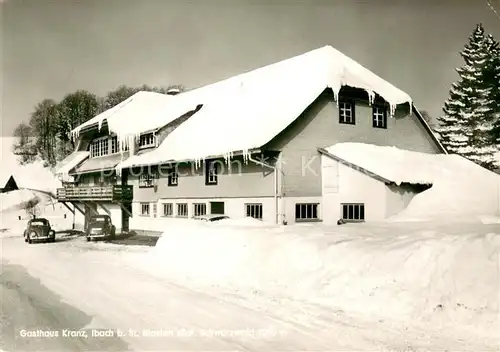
[265,89,443,198]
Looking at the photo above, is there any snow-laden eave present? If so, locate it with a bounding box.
[319,147,438,187]
[115,148,263,172]
[318,147,393,184]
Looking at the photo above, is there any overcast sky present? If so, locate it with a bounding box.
[1,0,499,137]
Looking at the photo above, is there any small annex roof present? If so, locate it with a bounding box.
[321,142,456,185]
[54,151,90,181]
[117,45,419,169]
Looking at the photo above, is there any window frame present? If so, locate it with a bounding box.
[372,105,388,129]
[205,161,218,185]
[245,203,263,220]
[177,203,188,217]
[167,167,179,187]
[162,203,173,217]
[193,203,207,217]
[295,203,320,221]
[341,203,365,222]
[138,169,158,188]
[138,132,156,149]
[338,100,356,125]
[140,203,150,217]
[90,136,110,158]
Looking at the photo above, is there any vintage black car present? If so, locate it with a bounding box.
[86,214,116,241]
[24,218,56,244]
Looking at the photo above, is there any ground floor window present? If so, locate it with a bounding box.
[193,203,207,217]
[140,203,150,216]
[177,203,188,217]
[295,203,319,221]
[341,203,365,221]
[163,203,173,216]
[245,203,263,220]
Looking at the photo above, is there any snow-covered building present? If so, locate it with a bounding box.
[0,175,19,193]
[56,45,445,232]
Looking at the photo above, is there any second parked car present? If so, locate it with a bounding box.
[86,215,116,241]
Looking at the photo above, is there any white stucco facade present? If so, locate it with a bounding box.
[321,155,421,224]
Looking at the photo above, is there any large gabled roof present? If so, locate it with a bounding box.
[117,45,436,168]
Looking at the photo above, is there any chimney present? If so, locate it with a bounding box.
[166,87,181,96]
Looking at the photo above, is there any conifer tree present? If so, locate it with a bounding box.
[436,24,498,169]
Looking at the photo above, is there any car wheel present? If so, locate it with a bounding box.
[86,237,91,242]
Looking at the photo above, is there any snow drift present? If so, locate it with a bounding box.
[145,220,500,332]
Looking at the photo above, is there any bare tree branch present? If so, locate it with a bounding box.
[486,0,500,20]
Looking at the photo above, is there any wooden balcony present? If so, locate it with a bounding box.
[56,185,133,202]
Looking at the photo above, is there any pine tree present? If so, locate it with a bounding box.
[436,24,498,169]
[485,34,500,146]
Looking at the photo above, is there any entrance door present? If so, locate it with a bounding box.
[210,201,225,215]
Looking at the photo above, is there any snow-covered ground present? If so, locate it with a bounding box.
[2,219,499,351]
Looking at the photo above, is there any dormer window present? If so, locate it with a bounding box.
[90,135,128,158]
[339,100,355,125]
[90,137,109,158]
[139,133,156,148]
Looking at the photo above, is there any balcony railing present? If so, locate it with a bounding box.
[56,185,133,202]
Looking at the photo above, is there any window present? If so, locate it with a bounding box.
[139,170,158,188]
[193,203,207,217]
[205,161,218,185]
[139,132,156,148]
[90,138,109,158]
[140,203,150,216]
[341,203,365,221]
[245,203,263,220]
[372,106,387,129]
[168,168,178,186]
[177,203,188,217]
[111,136,118,154]
[295,203,319,221]
[152,203,157,218]
[339,100,355,125]
[163,203,173,216]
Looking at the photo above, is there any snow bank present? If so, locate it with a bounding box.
[0,190,73,233]
[326,143,500,220]
[145,222,500,331]
[1,138,61,193]
[118,45,413,168]
[0,189,40,212]
[393,155,500,220]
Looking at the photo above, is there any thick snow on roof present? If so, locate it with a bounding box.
[118,45,413,168]
[70,91,199,146]
[54,151,89,181]
[326,143,500,220]
[325,142,450,185]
